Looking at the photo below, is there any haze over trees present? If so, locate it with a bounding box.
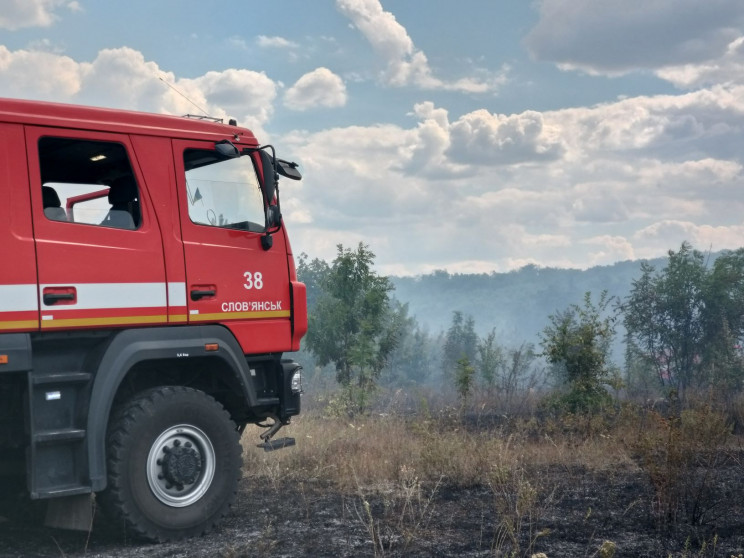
[298,242,744,412]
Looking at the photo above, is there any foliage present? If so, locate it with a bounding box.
[540,291,617,414]
[477,328,502,390]
[304,243,399,414]
[500,343,540,403]
[442,311,478,387]
[623,242,744,397]
[623,242,706,396]
[296,252,331,311]
[454,356,475,404]
[380,301,439,388]
[699,248,744,392]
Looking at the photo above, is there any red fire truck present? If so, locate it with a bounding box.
[0,98,307,541]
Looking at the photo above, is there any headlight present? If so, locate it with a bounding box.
[290,368,303,394]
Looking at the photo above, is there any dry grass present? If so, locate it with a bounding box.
[238,393,741,556]
[240,398,643,492]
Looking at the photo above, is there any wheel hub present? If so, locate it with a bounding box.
[146,425,216,507]
[160,441,202,488]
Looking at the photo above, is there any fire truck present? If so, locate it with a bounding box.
[0,98,307,541]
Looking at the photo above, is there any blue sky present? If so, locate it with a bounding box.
[2,0,744,275]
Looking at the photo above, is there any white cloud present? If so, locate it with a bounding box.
[0,46,278,138]
[283,82,744,273]
[0,45,82,97]
[525,0,744,78]
[284,67,347,111]
[257,35,299,49]
[335,0,504,92]
[633,220,744,258]
[3,33,744,274]
[182,68,277,133]
[447,109,565,166]
[581,235,636,266]
[0,0,78,30]
[657,37,744,88]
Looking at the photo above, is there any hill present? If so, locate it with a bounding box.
[390,257,669,348]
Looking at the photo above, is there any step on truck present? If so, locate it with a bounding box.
[0,98,307,541]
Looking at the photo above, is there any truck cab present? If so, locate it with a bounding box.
[0,98,307,541]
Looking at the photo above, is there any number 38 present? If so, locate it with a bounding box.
[243,271,264,290]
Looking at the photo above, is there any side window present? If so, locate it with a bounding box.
[38,137,141,230]
[184,149,265,233]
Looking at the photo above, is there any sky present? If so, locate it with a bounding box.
[2,0,744,276]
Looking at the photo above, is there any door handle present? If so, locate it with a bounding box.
[42,287,77,306]
[190,288,216,301]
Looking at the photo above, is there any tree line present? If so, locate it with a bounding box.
[297,241,744,415]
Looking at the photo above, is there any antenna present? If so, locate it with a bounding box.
[158,74,210,117]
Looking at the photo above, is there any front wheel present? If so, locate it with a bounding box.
[100,386,242,541]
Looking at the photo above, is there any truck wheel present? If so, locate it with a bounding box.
[101,386,242,541]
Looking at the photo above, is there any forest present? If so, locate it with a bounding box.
[297,241,744,410]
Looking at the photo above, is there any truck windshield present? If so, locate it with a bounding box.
[184,149,265,232]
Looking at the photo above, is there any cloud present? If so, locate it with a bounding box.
[633,220,744,258]
[284,67,347,111]
[0,0,78,30]
[283,83,744,273]
[3,36,744,274]
[256,35,299,49]
[447,109,565,166]
[657,37,744,88]
[581,236,636,266]
[524,0,744,77]
[0,46,278,137]
[335,0,504,92]
[0,45,82,97]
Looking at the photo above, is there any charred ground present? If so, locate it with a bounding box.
[2,407,744,558]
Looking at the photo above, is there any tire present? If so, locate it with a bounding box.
[100,386,242,542]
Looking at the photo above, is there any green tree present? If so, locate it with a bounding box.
[455,356,476,404]
[382,300,437,387]
[296,252,331,312]
[304,243,398,415]
[477,328,503,391]
[700,248,744,391]
[540,291,616,413]
[499,343,540,403]
[442,311,478,386]
[623,242,706,396]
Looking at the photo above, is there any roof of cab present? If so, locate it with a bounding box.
[0,97,258,145]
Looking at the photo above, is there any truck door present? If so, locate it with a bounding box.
[26,128,168,331]
[173,139,292,353]
[0,122,38,332]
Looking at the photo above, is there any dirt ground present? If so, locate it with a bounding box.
[1,460,744,558]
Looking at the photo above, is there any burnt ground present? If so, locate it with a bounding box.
[1,459,744,558]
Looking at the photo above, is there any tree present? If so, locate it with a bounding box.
[381,300,437,387]
[540,291,617,413]
[700,248,744,391]
[296,252,330,312]
[499,343,540,404]
[477,328,503,391]
[623,242,707,396]
[455,356,475,404]
[304,243,398,414]
[442,311,478,387]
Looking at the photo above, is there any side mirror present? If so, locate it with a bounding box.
[277,159,302,181]
[215,139,239,158]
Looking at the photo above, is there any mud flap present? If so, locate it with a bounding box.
[45,493,93,531]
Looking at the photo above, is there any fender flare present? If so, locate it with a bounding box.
[87,325,252,492]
